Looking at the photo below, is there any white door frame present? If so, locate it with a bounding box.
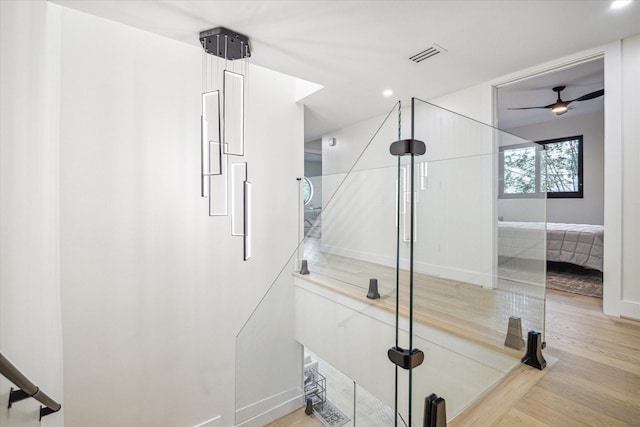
[488,42,626,317]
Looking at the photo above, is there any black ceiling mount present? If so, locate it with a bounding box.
[199,27,251,60]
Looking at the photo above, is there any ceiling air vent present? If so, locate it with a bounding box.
[409,44,447,63]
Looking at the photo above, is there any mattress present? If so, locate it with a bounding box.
[498,222,604,272]
[546,223,603,271]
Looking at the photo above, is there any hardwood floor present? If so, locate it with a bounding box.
[300,238,545,356]
[268,289,640,426]
[450,289,640,427]
[265,408,323,427]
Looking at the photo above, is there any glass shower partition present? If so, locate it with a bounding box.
[235,98,546,426]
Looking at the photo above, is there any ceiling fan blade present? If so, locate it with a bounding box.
[507,106,549,110]
[567,89,604,103]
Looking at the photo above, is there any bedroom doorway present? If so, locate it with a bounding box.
[495,57,605,301]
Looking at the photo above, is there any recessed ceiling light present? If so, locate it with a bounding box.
[383,89,393,97]
[611,0,632,9]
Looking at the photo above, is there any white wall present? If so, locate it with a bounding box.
[57,8,304,427]
[320,102,498,288]
[2,2,304,426]
[504,110,605,225]
[620,34,640,307]
[0,2,64,426]
[432,39,640,318]
[320,110,401,279]
[429,83,493,125]
[304,158,322,177]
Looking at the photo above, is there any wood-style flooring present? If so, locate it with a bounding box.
[268,290,640,427]
[450,290,640,426]
[299,239,544,356]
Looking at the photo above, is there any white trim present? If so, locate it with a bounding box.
[617,35,640,318]
[490,49,607,89]
[488,42,629,317]
[603,40,625,317]
[234,387,303,427]
[193,415,222,427]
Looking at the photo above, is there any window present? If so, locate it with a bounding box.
[500,135,583,198]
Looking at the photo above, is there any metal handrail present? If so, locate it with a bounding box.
[1,352,61,419]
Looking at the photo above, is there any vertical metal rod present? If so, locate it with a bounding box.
[297,177,302,268]
[409,97,416,427]
[394,100,402,427]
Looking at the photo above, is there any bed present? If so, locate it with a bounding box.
[498,222,604,272]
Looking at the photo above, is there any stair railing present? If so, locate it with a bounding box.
[1,351,61,420]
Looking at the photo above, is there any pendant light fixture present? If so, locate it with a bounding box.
[200,27,252,260]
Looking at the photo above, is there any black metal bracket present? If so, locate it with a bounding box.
[389,139,426,157]
[504,316,525,350]
[521,330,546,370]
[8,387,30,408]
[388,346,424,370]
[424,393,447,427]
[367,278,380,299]
[299,259,310,275]
[200,27,251,60]
[8,387,60,419]
[40,405,59,420]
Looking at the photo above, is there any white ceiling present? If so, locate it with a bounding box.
[51,1,640,141]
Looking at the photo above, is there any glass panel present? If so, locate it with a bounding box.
[400,165,419,243]
[410,98,546,425]
[236,103,401,426]
[223,70,244,156]
[236,98,546,426]
[234,254,301,426]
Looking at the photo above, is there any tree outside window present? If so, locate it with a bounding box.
[500,135,583,199]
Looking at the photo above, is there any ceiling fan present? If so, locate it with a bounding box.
[508,85,604,115]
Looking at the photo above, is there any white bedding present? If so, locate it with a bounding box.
[498,222,604,272]
[546,223,603,271]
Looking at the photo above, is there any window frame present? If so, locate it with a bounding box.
[499,135,584,199]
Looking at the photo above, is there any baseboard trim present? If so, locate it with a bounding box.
[193,415,222,427]
[235,388,303,427]
[320,244,494,288]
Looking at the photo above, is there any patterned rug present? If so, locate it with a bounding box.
[314,400,350,427]
[546,261,603,298]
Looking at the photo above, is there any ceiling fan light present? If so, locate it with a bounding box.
[552,104,568,115]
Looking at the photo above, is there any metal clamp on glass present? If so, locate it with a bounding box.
[389,138,426,156]
[388,346,424,370]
